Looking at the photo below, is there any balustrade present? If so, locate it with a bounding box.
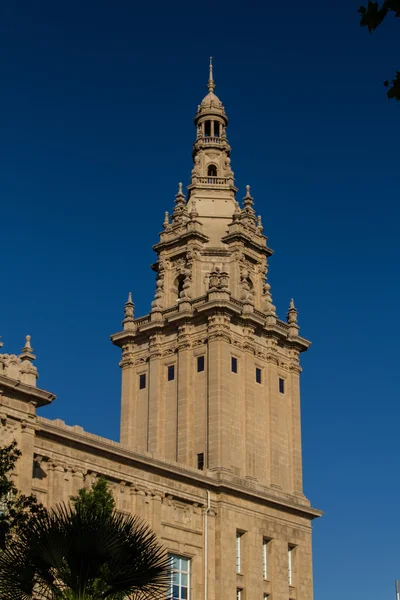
[197,176,229,185]
[202,137,222,144]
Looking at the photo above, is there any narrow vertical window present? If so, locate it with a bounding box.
[236,590,242,600]
[204,120,211,137]
[262,539,269,579]
[263,595,269,600]
[256,368,262,384]
[139,373,146,389]
[279,377,285,394]
[169,554,190,600]
[231,357,238,374]
[214,121,220,137]
[197,356,205,372]
[288,545,295,585]
[168,365,175,381]
[236,532,242,573]
[197,453,204,470]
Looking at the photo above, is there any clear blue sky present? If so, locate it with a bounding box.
[1,2,399,598]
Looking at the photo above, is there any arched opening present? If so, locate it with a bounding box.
[174,275,185,300]
[204,121,211,137]
[207,164,217,177]
[214,121,220,137]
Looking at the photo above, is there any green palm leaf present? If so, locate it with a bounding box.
[0,504,169,600]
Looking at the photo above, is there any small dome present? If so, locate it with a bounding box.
[196,58,227,119]
[197,91,226,117]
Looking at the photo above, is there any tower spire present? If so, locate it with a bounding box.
[208,57,216,92]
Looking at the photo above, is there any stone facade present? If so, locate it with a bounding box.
[0,61,321,600]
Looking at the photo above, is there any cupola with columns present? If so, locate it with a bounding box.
[111,62,311,498]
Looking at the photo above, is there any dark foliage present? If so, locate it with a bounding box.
[358,0,400,99]
[0,503,170,600]
[0,440,46,550]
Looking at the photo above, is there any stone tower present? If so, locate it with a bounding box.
[1,61,320,600]
[111,60,311,498]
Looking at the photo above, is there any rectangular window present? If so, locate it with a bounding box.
[169,554,190,600]
[263,595,269,600]
[236,532,242,573]
[197,453,204,470]
[197,356,205,372]
[256,367,262,384]
[288,545,295,585]
[236,589,242,600]
[262,539,270,579]
[139,373,146,389]
[168,365,175,381]
[279,377,285,394]
[231,357,238,374]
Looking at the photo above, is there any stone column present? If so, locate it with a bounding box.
[148,333,162,454]
[177,324,191,465]
[290,359,304,496]
[243,330,256,481]
[207,326,221,471]
[18,420,36,495]
[49,462,66,506]
[71,468,85,495]
[120,343,136,447]
[150,492,164,537]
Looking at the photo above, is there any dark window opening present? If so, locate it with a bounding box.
[204,120,211,137]
[176,275,185,299]
[197,453,204,470]
[197,356,205,372]
[207,164,217,177]
[139,373,146,389]
[256,368,262,384]
[279,377,285,394]
[231,357,238,373]
[168,365,175,381]
[214,121,220,137]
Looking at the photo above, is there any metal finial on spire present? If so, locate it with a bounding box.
[208,57,216,93]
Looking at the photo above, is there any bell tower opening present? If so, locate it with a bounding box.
[207,164,217,177]
[204,120,211,137]
[175,275,185,300]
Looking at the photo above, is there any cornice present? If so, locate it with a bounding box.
[0,375,56,407]
[111,301,311,353]
[35,417,322,520]
[153,230,209,253]
[221,231,273,257]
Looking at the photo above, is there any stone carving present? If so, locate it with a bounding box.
[263,282,276,316]
[224,156,234,178]
[208,267,229,291]
[151,277,164,310]
[179,267,192,300]
[0,336,38,386]
[240,268,253,303]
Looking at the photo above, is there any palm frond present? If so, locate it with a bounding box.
[0,503,169,600]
